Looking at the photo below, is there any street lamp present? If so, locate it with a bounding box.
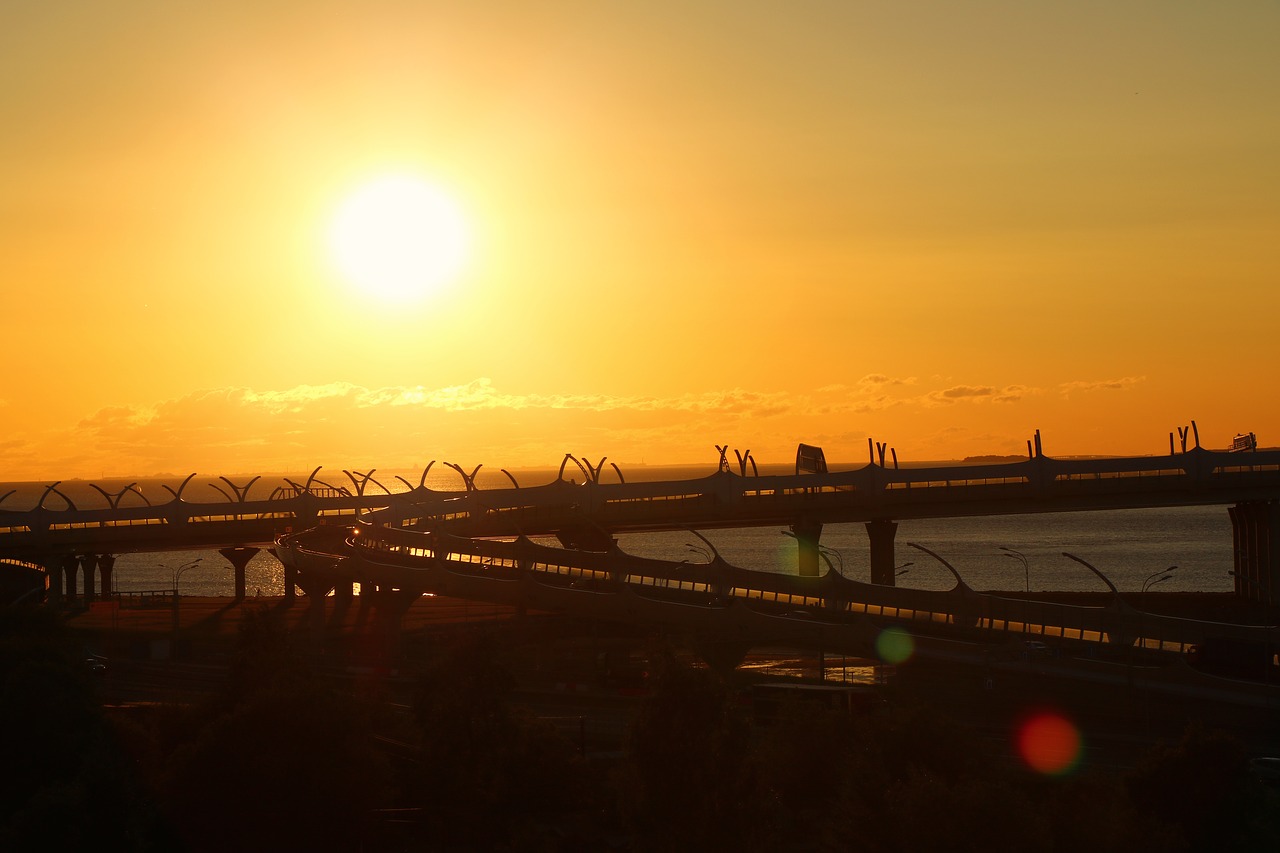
[684,543,712,562]
[1060,552,1119,595]
[778,530,844,577]
[171,558,203,593]
[168,558,202,632]
[906,543,971,591]
[1062,552,1126,652]
[999,546,1030,593]
[1142,566,1177,594]
[819,545,844,578]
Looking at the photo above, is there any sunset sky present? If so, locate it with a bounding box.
[3,1,1278,481]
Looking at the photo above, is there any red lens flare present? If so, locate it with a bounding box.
[1016,709,1082,776]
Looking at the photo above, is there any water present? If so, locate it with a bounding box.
[2,467,1237,597]
[615,505,1232,594]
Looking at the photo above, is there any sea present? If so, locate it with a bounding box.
[1,464,1238,598]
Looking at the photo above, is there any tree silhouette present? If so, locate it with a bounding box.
[617,653,753,849]
[0,614,164,849]
[1127,723,1280,851]
[408,633,591,849]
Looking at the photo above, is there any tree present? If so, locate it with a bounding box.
[617,653,753,849]
[164,681,387,853]
[1127,723,1280,851]
[408,633,591,850]
[0,621,166,849]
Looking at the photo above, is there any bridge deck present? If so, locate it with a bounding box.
[4,448,1280,559]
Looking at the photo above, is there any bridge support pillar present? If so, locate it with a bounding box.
[283,562,298,602]
[78,555,96,601]
[555,526,615,552]
[96,554,116,597]
[218,547,259,601]
[792,520,823,578]
[867,519,899,586]
[691,637,751,676]
[369,587,423,661]
[48,555,74,602]
[1229,500,1279,605]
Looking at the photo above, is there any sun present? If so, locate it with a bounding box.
[328,174,471,302]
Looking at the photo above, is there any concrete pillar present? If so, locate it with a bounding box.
[691,637,751,675]
[1230,501,1279,605]
[47,555,74,602]
[372,587,423,652]
[295,575,335,628]
[792,519,823,578]
[555,525,614,552]
[867,518,899,586]
[377,587,422,618]
[96,554,116,597]
[78,555,96,601]
[62,556,79,601]
[283,562,298,602]
[218,546,260,601]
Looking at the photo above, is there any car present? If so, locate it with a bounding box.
[1022,640,1052,659]
[84,655,108,675]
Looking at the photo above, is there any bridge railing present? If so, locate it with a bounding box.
[8,448,1280,558]
[338,520,1280,658]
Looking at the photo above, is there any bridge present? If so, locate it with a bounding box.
[274,520,1280,705]
[3,443,1279,606]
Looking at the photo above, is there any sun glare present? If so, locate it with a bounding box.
[328,174,471,302]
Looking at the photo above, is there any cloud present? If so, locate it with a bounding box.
[993,384,1034,403]
[919,383,1041,407]
[1058,376,1145,397]
[857,374,916,388]
[925,384,996,405]
[2,372,1050,480]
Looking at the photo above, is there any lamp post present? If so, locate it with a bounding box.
[819,545,844,578]
[1062,552,1127,652]
[906,543,971,591]
[1142,566,1177,594]
[1060,552,1119,595]
[1227,569,1274,626]
[779,530,844,577]
[684,543,712,562]
[169,558,202,633]
[1137,567,1176,653]
[999,546,1030,593]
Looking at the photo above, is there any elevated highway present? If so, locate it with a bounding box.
[275,522,1280,708]
[3,445,1279,604]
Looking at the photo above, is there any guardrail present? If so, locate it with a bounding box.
[324,525,1273,657]
[6,448,1280,559]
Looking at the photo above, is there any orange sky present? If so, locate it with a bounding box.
[3,2,1278,480]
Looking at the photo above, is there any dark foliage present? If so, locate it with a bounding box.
[0,612,165,850]
[161,601,388,852]
[1126,723,1280,852]
[616,653,754,850]
[7,601,1279,852]
[408,633,594,850]
[163,681,386,852]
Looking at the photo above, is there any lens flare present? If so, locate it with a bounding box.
[875,626,914,664]
[1016,709,1082,776]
